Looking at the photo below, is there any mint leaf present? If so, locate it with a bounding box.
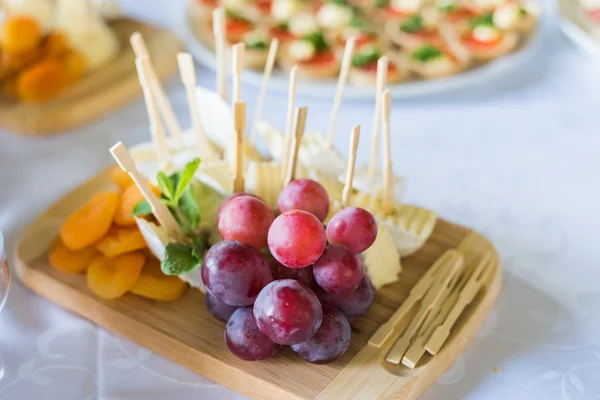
[401,15,423,33]
[303,31,329,52]
[469,13,494,28]
[178,190,201,230]
[132,199,152,216]
[352,46,381,67]
[412,45,442,62]
[161,243,201,275]
[173,158,201,203]
[191,236,209,260]
[157,171,175,201]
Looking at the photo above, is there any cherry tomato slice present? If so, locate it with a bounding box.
[226,18,254,43]
[300,51,336,66]
[462,32,503,48]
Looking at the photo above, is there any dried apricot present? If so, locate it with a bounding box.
[2,16,41,55]
[114,183,160,226]
[95,226,147,257]
[110,167,134,191]
[60,191,119,250]
[49,241,98,273]
[130,259,187,301]
[43,32,69,58]
[0,47,43,77]
[63,51,86,84]
[16,59,68,102]
[87,252,146,299]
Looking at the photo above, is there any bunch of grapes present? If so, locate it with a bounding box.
[202,179,378,364]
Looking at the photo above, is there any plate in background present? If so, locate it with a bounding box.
[557,0,600,59]
[180,6,548,100]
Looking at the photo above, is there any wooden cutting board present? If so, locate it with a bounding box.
[14,167,502,400]
[0,19,182,136]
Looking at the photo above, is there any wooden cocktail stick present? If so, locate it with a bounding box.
[177,52,219,162]
[368,56,388,176]
[213,8,227,101]
[284,107,308,186]
[326,37,356,146]
[233,102,246,193]
[280,66,298,185]
[250,39,279,141]
[130,32,182,143]
[385,250,464,364]
[135,57,169,164]
[381,89,394,215]
[231,43,245,104]
[342,125,361,208]
[425,252,495,355]
[110,142,185,241]
[368,248,448,348]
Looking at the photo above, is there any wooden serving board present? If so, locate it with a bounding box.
[14,167,502,400]
[0,19,182,136]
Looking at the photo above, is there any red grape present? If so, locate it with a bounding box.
[313,244,364,295]
[206,292,239,322]
[225,307,281,361]
[291,304,351,363]
[326,207,378,253]
[268,210,326,268]
[316,276,374,322]
[278,179,330,222]
[253,279,323,345]
[218,194,274,249]
[201,240,273,306]
[270,258,316,288]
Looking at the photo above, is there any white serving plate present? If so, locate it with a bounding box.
[179,7,548,100]
[557,0,600,59]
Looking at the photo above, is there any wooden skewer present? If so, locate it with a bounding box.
[231,43,245,104]
[110,142,185,241]
[283,107,308,186]
[326,37,356,146]
[250,39,279,142]
[177,52,219,162]
[280,66,298,185]
[213,8,227,101]
[368,249,448,348]
[368,56,388,176]
[135,57,170,164]
[386,250,464,364]
[130,32,182,143]
[381,89,394,215]
[342,125,361,208]
[425,252,495,355]
[233,102,246,193]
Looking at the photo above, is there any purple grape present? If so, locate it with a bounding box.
[270,257,316,288]
[316,276,374,322]
[278,179,330,222]
[326,207,378,253]
[313,244,364,295]
[201,240,273,306]
[225,307,281,361]
[291,304,351,364]
[253,279,323,345]
[206,292,238,322]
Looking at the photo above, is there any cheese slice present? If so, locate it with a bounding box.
[361,225,402,290]
[196,160,234,195]
[245,161,310,209]
[339,166,406,202]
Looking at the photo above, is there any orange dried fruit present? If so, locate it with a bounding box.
[114,183,160,226]
[16,59,68,102]
[2,16,41,55]
[49,241,98,273]
[63,51,86,84]
[60,191,119,250]
[110,167,133,191]
[95,226,147,257]
[43,32,69,58]
[87,252,146,299]
[130,259,187,301]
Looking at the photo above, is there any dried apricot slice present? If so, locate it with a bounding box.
[95,226,147,257]
[87,252,145,299]
[114,183,160,226]
[130,259,187,301]
[60,191,119,250]
[16,59,68,102]
[110,167,133,191]
[63,51,86,84]
[2,16,41,55]
[43,32,69,58]
[49,241,98,274]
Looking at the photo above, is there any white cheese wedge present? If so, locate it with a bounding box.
[338,166,406,202]
[472,25,501,43]
[3,0,55,33]
[316,3,353,29]
[289,39,316,61]
[361,225,402,290]
[289,13,319,36]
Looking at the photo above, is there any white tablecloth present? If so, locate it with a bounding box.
[1,1,600,399]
